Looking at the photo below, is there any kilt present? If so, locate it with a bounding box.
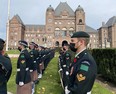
[30,70,38,81]
[39,62,44,70]
[17,82,32,94]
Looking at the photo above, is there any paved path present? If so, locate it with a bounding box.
[8,54,19,58]
[96,77,116,94]
[7,92,13,94]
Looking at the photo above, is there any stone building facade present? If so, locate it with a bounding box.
[8,2,98,49]
[98,16,116,48]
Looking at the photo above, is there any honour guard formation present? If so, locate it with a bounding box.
[0,38,55,94]
[0,31,97,94]
[58,31,97,94]
[16,40,55,94]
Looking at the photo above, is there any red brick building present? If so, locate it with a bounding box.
[8,2,98,49]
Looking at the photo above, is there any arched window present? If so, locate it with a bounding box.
[55,27,60,31]
[55,41,59,46]
[79,19,82,24]
[69,27,74,31]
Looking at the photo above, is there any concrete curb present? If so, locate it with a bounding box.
[7,92,13,94]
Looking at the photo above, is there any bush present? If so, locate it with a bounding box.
[92,48,116,83]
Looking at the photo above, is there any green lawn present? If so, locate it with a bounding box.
[6,50,20,54]
[7,54,113,94]
[7,58,17,94]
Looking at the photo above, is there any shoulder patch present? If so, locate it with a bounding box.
[80,64,89,72]
[77,73,86,82]
[66,53,69,56]
[21,54,25,58]
[81,61,90,65]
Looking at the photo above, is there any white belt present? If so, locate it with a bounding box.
[63,65,66,67]
[43,55,45,57]
[87,91,91,94]
[30,70,33,72]
[17,68,29,72]
[25,68,29,71]
[17,69,20,72]
[34,61,36,63]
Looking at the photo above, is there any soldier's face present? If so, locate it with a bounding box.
[62,45,67,51]
[70,38,82,52]
[18,44,22,51]
[29,44,34,49]
[70,38,81,47]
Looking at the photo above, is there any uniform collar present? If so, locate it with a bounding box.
[75,48,86,58]
[21,49,26,53]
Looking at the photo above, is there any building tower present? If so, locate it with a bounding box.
[45,5,55,47]
[9,15,25,49]
[46,5,55,34]
[75,5,85,31]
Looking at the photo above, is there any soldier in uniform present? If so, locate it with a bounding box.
[16,40,32,94]
[29,42,38,94]
[61,41,71,93]
[0,38,12,94]
[67,31,97,94]
[37,46,43,79]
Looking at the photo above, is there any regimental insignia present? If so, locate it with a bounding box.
[30,55,33,57]
[77,73,86,82]
[21,60,25,64]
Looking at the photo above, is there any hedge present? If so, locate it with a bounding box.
[91,49,116,83]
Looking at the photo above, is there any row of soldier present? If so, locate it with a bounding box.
[58,31,97,94]
[0,31,97,94]
[0,38,55,94]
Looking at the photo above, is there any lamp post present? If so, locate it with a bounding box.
[6,0,11,51]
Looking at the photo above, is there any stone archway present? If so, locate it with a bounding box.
[55,41,59,47]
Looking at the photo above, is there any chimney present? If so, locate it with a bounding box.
[102,22,105,26]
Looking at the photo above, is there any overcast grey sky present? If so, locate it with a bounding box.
[0,0,116,40]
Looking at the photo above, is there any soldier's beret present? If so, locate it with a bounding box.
[71,31,90,38]
[29,42,35,46]
[41,46,45,49]
[35,44,38,48]
[0,38,5,44]
[62,40,68,46]
[18,40,28,47]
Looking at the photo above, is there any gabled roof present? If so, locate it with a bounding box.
[55,2,74,16]
[85,25,97,33]
[12,14,24,24]
[106,16,116,27]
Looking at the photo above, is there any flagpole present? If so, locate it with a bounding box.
[6,0,10,51]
